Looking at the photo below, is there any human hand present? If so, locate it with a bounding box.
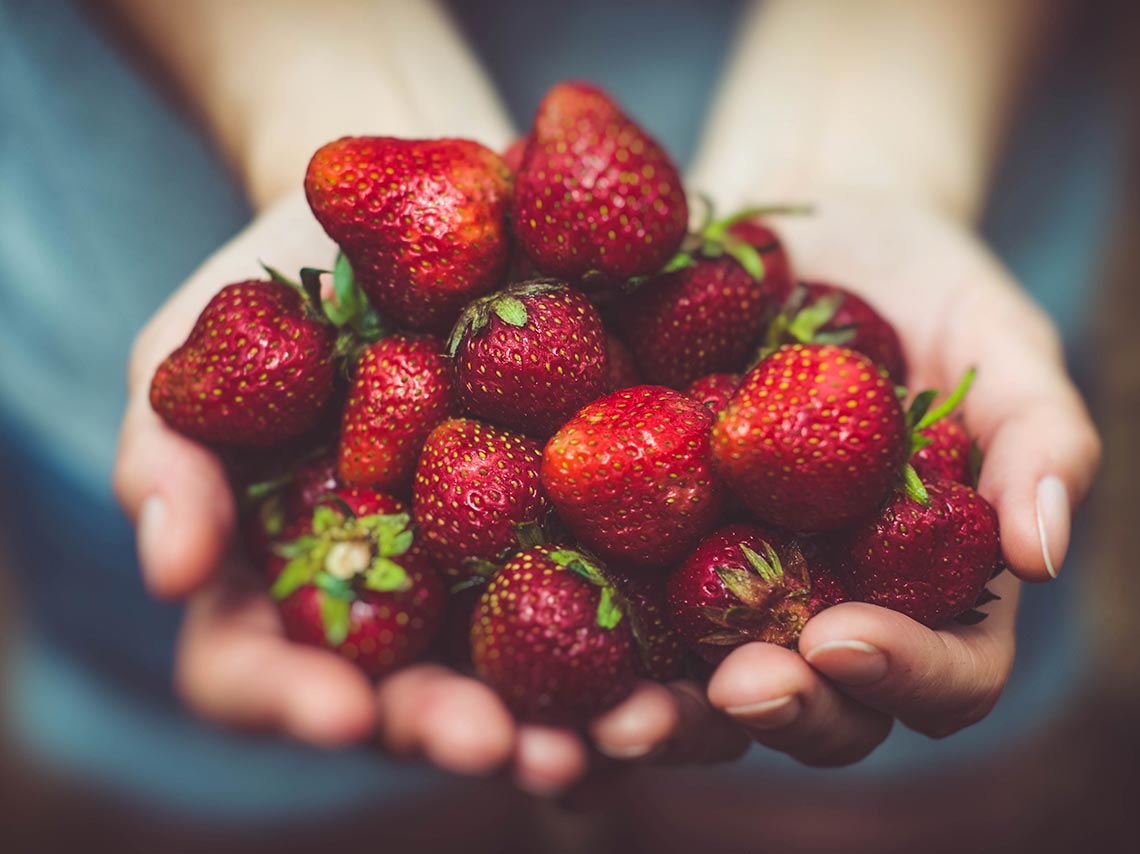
[702,193,1101,764]
[113,190,748,794]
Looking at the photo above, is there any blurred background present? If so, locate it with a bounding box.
[2,0,1138,851]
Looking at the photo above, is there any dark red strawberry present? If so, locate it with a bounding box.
[761,282,907,383]
[502,136,530,173]
[541,386,724,569]
[470,545,638,725]
[512,82,688,289]
[712,344,908,532]
[666,524,826,663]
[150,280,337,446]
[911,417,972,484]
[270,489,442,677]
[826,478,1000,627]
[338,335,455,492]
[726,220,795,306]
[305,137,512,333]
[284,452,342,519]
[605,333,642,392]
[610,568,687,681]
[435,579,487,671]
[684,373,741,416]
[413,418,549,577]
[448,281,608,437]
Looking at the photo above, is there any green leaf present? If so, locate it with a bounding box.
[270,555,316,600]
[906,390,938,431]
[319,592,352,646]
[359,513,413,555]
[953,609,988,626]
[492,296,528,327]
[810,327,857,346]
[660,251,696,274]
[787,292,844,342]
[902,464,931,506]
[273,535,319,560]
[462,558,502,580]
[739,543,782,585]
[721,236,765,281]
[260,262,298,289]
[915,368,976,432]
[595,586,624,630]
[699,630,751,646]
[715,565,766,608]
[333,252,358,311]
[313,571,354,601]
[364,557,410,593]
[245,474,292,503]
[311,504,343,535]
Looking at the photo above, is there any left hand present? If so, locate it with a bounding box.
[703,192,1100,764]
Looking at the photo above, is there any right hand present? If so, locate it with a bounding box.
[113,191,748,794]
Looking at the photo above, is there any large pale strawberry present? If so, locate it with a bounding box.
[470,546,638,725]
[712,344,908,532]
[338,335,455,493]
[448,281,608,437]
[269,488,442,677]
[665,524,823,663]
[541,385,724,569]
[306,137,512,333]
[512,82,688,288]
[150,280,336,446]
[413,418,549,577]
[825,478,1000,627]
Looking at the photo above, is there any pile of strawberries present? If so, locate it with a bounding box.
[151,82,1002,727]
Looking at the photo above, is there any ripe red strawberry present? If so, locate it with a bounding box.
[665,524,823,663]
[270,489,442,677]
[305,137,512,333]
[826,478,1000,627]
[684,373,741,416]
[761,282,907,383]
[284,452,342,519]
[242,451,342,565]
[542,386,724,569]
[512,82,688,288]
[502,136,530,172]
[609,568,687,681]
[448,281,608,437]
[712,344,908,532]
[470,546,638,725]
[150,280,337,446]
[413,418,549,576]
[338,335,455,492]
[605,333,642,391]
[911,417,972,484]
[726,221,795,306]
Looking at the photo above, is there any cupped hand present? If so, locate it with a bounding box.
[705,193,1101,765]
[112,191,747,795]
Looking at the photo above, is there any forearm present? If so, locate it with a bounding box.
[690,0,1057,223]
[103,0,514,210]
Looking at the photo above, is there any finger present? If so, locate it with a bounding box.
[589,680,680,760]
[939,283,1101,583]
[707,644,892,767]
[799,571,1019,738]
[513,726,590,798]
[176,573,375,746]
[653,680,752,765]
[374,665,515,776]
[113,396,234,599]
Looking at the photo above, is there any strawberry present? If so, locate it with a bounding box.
[684,373,741,416]
[242,450,341,565]
[470,545,637,725]
[448,281,608,437]
[825,478,1000,627]
[610,568,687,681]
[760,282,907,383]
[604,333,642,391]
[284,452,343,519]
[305,137,512,333]
[338,335,455,493]
[512,82,688,289]
[725,220,795,306]
[150,279,337,446]
[502,136,530,173]
[270,488,442,677]
[665,524,823,663]
[413,418,549,577]
[542,385,724,569]
[911,417,973,484]
[712,344,908,532]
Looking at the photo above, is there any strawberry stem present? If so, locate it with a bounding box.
[915,368,976,432]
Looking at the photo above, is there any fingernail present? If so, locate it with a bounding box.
[1036,476,1070,579]
[596,741,657,760]
[137,496,167,590]
[724,695,800,729]
[804,640,888,686]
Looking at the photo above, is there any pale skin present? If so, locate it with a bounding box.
[108,0,1100,793]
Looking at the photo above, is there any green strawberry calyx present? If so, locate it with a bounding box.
[270,501,415,645]
[700,540,815,648]
[750,283,856,368]
[899,367,977,505]
[548,548,624,630]
[446,279,568,356]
